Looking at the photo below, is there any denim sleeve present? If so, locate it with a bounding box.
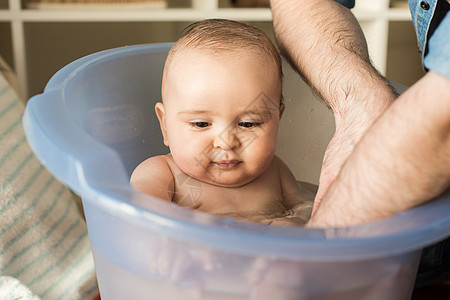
[424,13,450,79]
[334,0,355,9]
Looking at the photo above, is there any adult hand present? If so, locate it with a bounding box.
[313,94,393,215]
[309,72,450,228]
[313,122,360,215]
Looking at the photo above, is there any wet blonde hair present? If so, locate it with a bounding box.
[162,19,283,103]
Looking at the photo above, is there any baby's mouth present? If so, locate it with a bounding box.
[214,160,242,169]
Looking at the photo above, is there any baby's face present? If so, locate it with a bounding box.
[158,50,282,187]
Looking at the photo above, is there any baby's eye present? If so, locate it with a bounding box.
[238,121,261,128]
[189,121,211,128]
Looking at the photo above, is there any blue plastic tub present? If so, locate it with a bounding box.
[23,43,450,300]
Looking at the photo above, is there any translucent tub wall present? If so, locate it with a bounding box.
[23,44,450,300]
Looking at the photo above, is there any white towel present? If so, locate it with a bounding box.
[0,73,98,300]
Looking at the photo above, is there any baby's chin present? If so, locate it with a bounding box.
[192,172,259,188]
[176,160,264,188]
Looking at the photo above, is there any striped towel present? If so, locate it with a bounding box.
[0,73,98,300]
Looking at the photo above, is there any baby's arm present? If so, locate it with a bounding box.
[130,156,211,294]
[130,155,174,202]
[277,157,314,224]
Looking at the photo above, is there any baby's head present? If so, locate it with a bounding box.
[162,19,282,100]
[156,19,284,187]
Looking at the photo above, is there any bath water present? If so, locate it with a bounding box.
[92,246,417,300]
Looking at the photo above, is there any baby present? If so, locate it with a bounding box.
[131,19,314,226]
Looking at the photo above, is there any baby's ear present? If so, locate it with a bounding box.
[155,102,169,146]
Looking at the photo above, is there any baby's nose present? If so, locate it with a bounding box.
[213,128,240,150]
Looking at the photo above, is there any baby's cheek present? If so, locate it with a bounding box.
[174,151,208,177]
[253,139,276,162]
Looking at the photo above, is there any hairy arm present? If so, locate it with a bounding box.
[308,71,450,227]
[130,155,174,202]
[271,0,396,212]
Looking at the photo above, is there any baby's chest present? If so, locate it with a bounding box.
[173,178,285,216]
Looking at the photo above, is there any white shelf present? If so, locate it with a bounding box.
[0,7,412,22]
[0,8,274,22]
[0,0,413,98]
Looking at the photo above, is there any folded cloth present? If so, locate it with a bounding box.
[0,72,98,300]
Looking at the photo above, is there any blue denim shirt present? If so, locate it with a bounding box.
[420,5,450,78]
[335,0,355,8]
[336,0,450,79]
[409,0,437,60]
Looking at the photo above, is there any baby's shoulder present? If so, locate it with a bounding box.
[137,154,171,169]
[131,154,174,181]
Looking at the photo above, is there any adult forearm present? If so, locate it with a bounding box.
[308,72,450,227]
[271,0,394,121]
[271,0,397,211]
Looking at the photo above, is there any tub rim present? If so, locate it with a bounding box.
[23,43,450,261]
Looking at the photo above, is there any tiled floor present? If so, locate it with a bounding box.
[411,282,450,300]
